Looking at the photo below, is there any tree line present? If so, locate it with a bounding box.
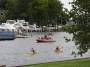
[0,0,68,25]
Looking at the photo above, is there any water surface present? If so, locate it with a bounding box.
[0,32,90,67]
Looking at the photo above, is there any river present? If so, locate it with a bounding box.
[0,32,90,67]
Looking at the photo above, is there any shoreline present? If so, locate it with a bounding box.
[16,57,90,67]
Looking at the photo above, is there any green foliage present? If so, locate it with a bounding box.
[63,24,90,56]
[24,58,90,67]
[27,0,49,25]
[0,0,6,9]
[4,0,63,25]
[63,0,90,56]
[69,0,90,24]
[5,0,30,19]
[5,0,20,19]
[48,0,62,23]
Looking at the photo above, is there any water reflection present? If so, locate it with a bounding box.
[0,32,90,67]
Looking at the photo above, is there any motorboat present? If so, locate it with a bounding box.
[0,25,16,40]
[6,20,30,38]
[36,39,56,43]
[36,35,56,43]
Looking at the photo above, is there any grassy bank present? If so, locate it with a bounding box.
[23,58,90,67]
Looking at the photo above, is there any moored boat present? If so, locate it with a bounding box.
[0,32,15,40]
[0,26,16,40]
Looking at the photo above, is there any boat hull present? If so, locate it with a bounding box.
[16,35,29,38]
[36,39,56,43]
[0,32,16,40]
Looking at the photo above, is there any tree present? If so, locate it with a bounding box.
[69,0,90,24]
[27,0,63,25]
[27,0,48,25]
[0,0,6,9]
[65,0,90,56]
[5,0,63,25]
[5,0,20,19]
[5,0,30,19]
[48,0,63,25]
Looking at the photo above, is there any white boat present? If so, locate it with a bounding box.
[5,20,30,38]
[0,25,16,40]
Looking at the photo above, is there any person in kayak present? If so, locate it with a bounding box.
[55,46,63,53]
[31,48,36,54]
[55,46,60,53]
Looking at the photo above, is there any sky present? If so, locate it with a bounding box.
[60,0,73,11]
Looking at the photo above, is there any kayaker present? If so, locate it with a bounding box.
[59,46,63,52]
[31,48,36,54]
[56,46,59,50]
[55,46,63,53]
[55,46,60,53]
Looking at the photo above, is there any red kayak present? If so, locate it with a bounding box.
[36,39,56,43]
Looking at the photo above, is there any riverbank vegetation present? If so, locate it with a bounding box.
[63,0,90,56]
[23,58,90,67]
